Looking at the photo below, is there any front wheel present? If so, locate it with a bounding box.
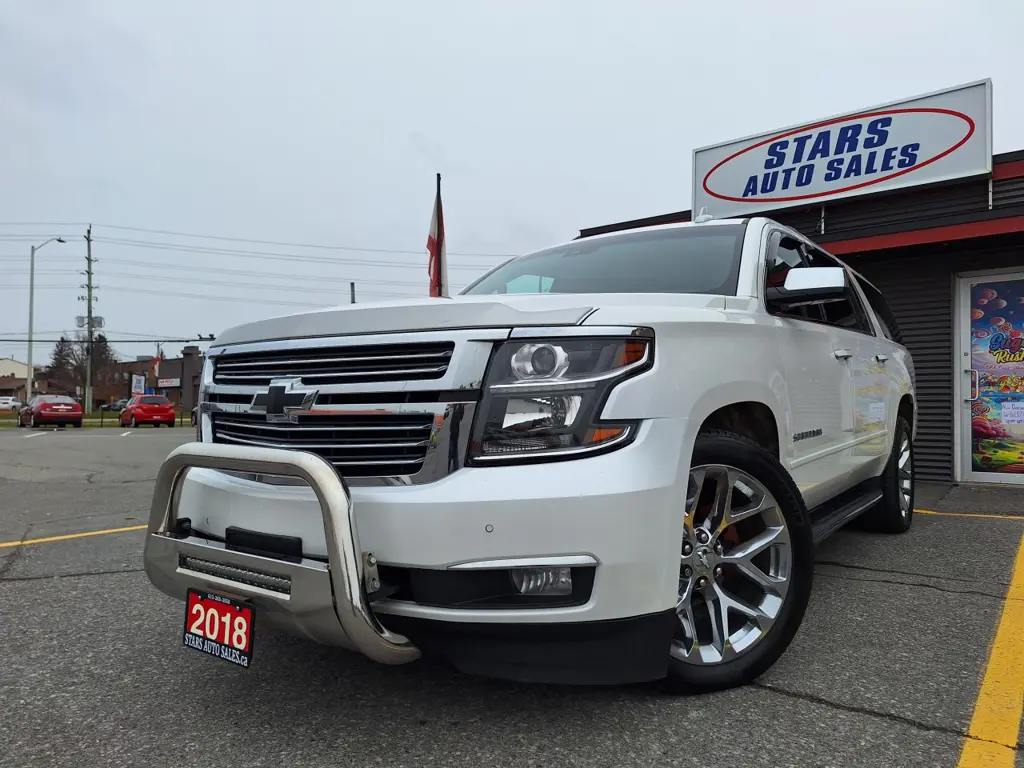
[665,429,814,694]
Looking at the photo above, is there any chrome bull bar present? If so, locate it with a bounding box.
[143,441,420,665]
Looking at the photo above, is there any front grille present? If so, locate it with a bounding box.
[212,342,454,387]
[211,412,435,476]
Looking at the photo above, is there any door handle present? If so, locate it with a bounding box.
[833,349,852,360]
[966,369,979,401]
[875,353,889,363]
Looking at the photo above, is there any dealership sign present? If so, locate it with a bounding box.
[158,378,181,388]
[692,79,992,219]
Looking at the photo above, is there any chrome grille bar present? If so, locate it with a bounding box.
[212,342,454,386]
[215,351,451,369]
[210,412,435,475]
[216,365,447,382]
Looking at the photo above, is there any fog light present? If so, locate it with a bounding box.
[509,567,572,596]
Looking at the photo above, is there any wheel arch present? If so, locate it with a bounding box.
[688,381,788,462]
[897,392,915,441]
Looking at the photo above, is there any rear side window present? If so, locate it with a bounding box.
[854,274,903,344]
[141,396,170,405]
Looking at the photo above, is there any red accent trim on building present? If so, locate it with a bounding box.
[825,215,1024,255]
[993,160,1024,180]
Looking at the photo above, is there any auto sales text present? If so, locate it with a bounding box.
[742,117,920,198]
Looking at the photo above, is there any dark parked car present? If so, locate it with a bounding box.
[17,395,83,429]
[119,395,177,427]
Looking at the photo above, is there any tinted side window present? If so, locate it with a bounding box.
[854,275,903,344]
[765,233,822,322]
[802,247,874,334]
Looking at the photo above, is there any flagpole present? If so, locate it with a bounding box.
[436,172,444,297]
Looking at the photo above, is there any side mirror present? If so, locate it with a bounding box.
[766,266,847,311]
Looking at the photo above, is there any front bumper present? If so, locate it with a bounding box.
[143,441,420,666]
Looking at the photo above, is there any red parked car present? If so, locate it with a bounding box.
[120,395,177,427]
[17,395,83,429]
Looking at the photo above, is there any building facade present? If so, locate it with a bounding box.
[578,79,1024,486]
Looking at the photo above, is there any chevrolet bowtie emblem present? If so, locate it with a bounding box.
[250,378,319,423]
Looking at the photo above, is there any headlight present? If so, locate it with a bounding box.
[197,355,214,441]
[468,332,653,464]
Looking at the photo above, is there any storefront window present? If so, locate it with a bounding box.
[969,279,1024,474]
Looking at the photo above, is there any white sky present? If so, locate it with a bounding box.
[1,0,1022,363]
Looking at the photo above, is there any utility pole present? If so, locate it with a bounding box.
[350,282,356,304]
[80,226,96,412]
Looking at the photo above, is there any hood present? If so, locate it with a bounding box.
[212,292,727,347]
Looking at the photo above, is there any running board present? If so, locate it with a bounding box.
[810,488,883,545]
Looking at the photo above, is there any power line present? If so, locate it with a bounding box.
[3,261,469,290]
[0,221,516,258]
[0,282,456,300]
[0,222,90,227]
[0,338,212,344]
[90,223,516,258]
[91,236,504,269]
[97,273,430,296]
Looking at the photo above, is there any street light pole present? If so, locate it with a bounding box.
[26,237,66,400]
[27,244,36,401]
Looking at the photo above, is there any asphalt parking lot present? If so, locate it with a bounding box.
[1,429,1022,768]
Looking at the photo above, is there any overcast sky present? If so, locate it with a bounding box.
[1,0,1022,364]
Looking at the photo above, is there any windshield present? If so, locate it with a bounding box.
[461,223,747,297]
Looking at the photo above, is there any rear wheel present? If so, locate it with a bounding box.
[131,416,138,428]
[666,429,814,694]
[73,421,82,429]
[859,415,914,534]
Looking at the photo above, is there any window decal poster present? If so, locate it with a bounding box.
[970,280,1024,473]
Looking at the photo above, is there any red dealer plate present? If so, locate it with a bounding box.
[183,589,255,668]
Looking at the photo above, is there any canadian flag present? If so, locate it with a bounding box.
[426,173,448,297]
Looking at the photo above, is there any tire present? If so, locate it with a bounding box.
[73,421,82,429]
[859,415,914,534]
[131,416,138,429]
[665,429,814,694]
[168,421,175,428]
[30,414,37,429]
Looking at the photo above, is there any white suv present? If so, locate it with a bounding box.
[143,215,915,693]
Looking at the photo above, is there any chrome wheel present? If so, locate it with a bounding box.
[672,464,792,665]
[897,435,912,518]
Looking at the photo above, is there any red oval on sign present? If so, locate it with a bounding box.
[701,107,976,205]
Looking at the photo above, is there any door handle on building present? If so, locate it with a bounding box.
[966,369,979,401]
[875,353,888,363]
[833,349,852,360]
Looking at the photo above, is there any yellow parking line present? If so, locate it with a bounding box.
[0,524,146,548]
[957,532,1024,767]
[917,509,1024,522]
